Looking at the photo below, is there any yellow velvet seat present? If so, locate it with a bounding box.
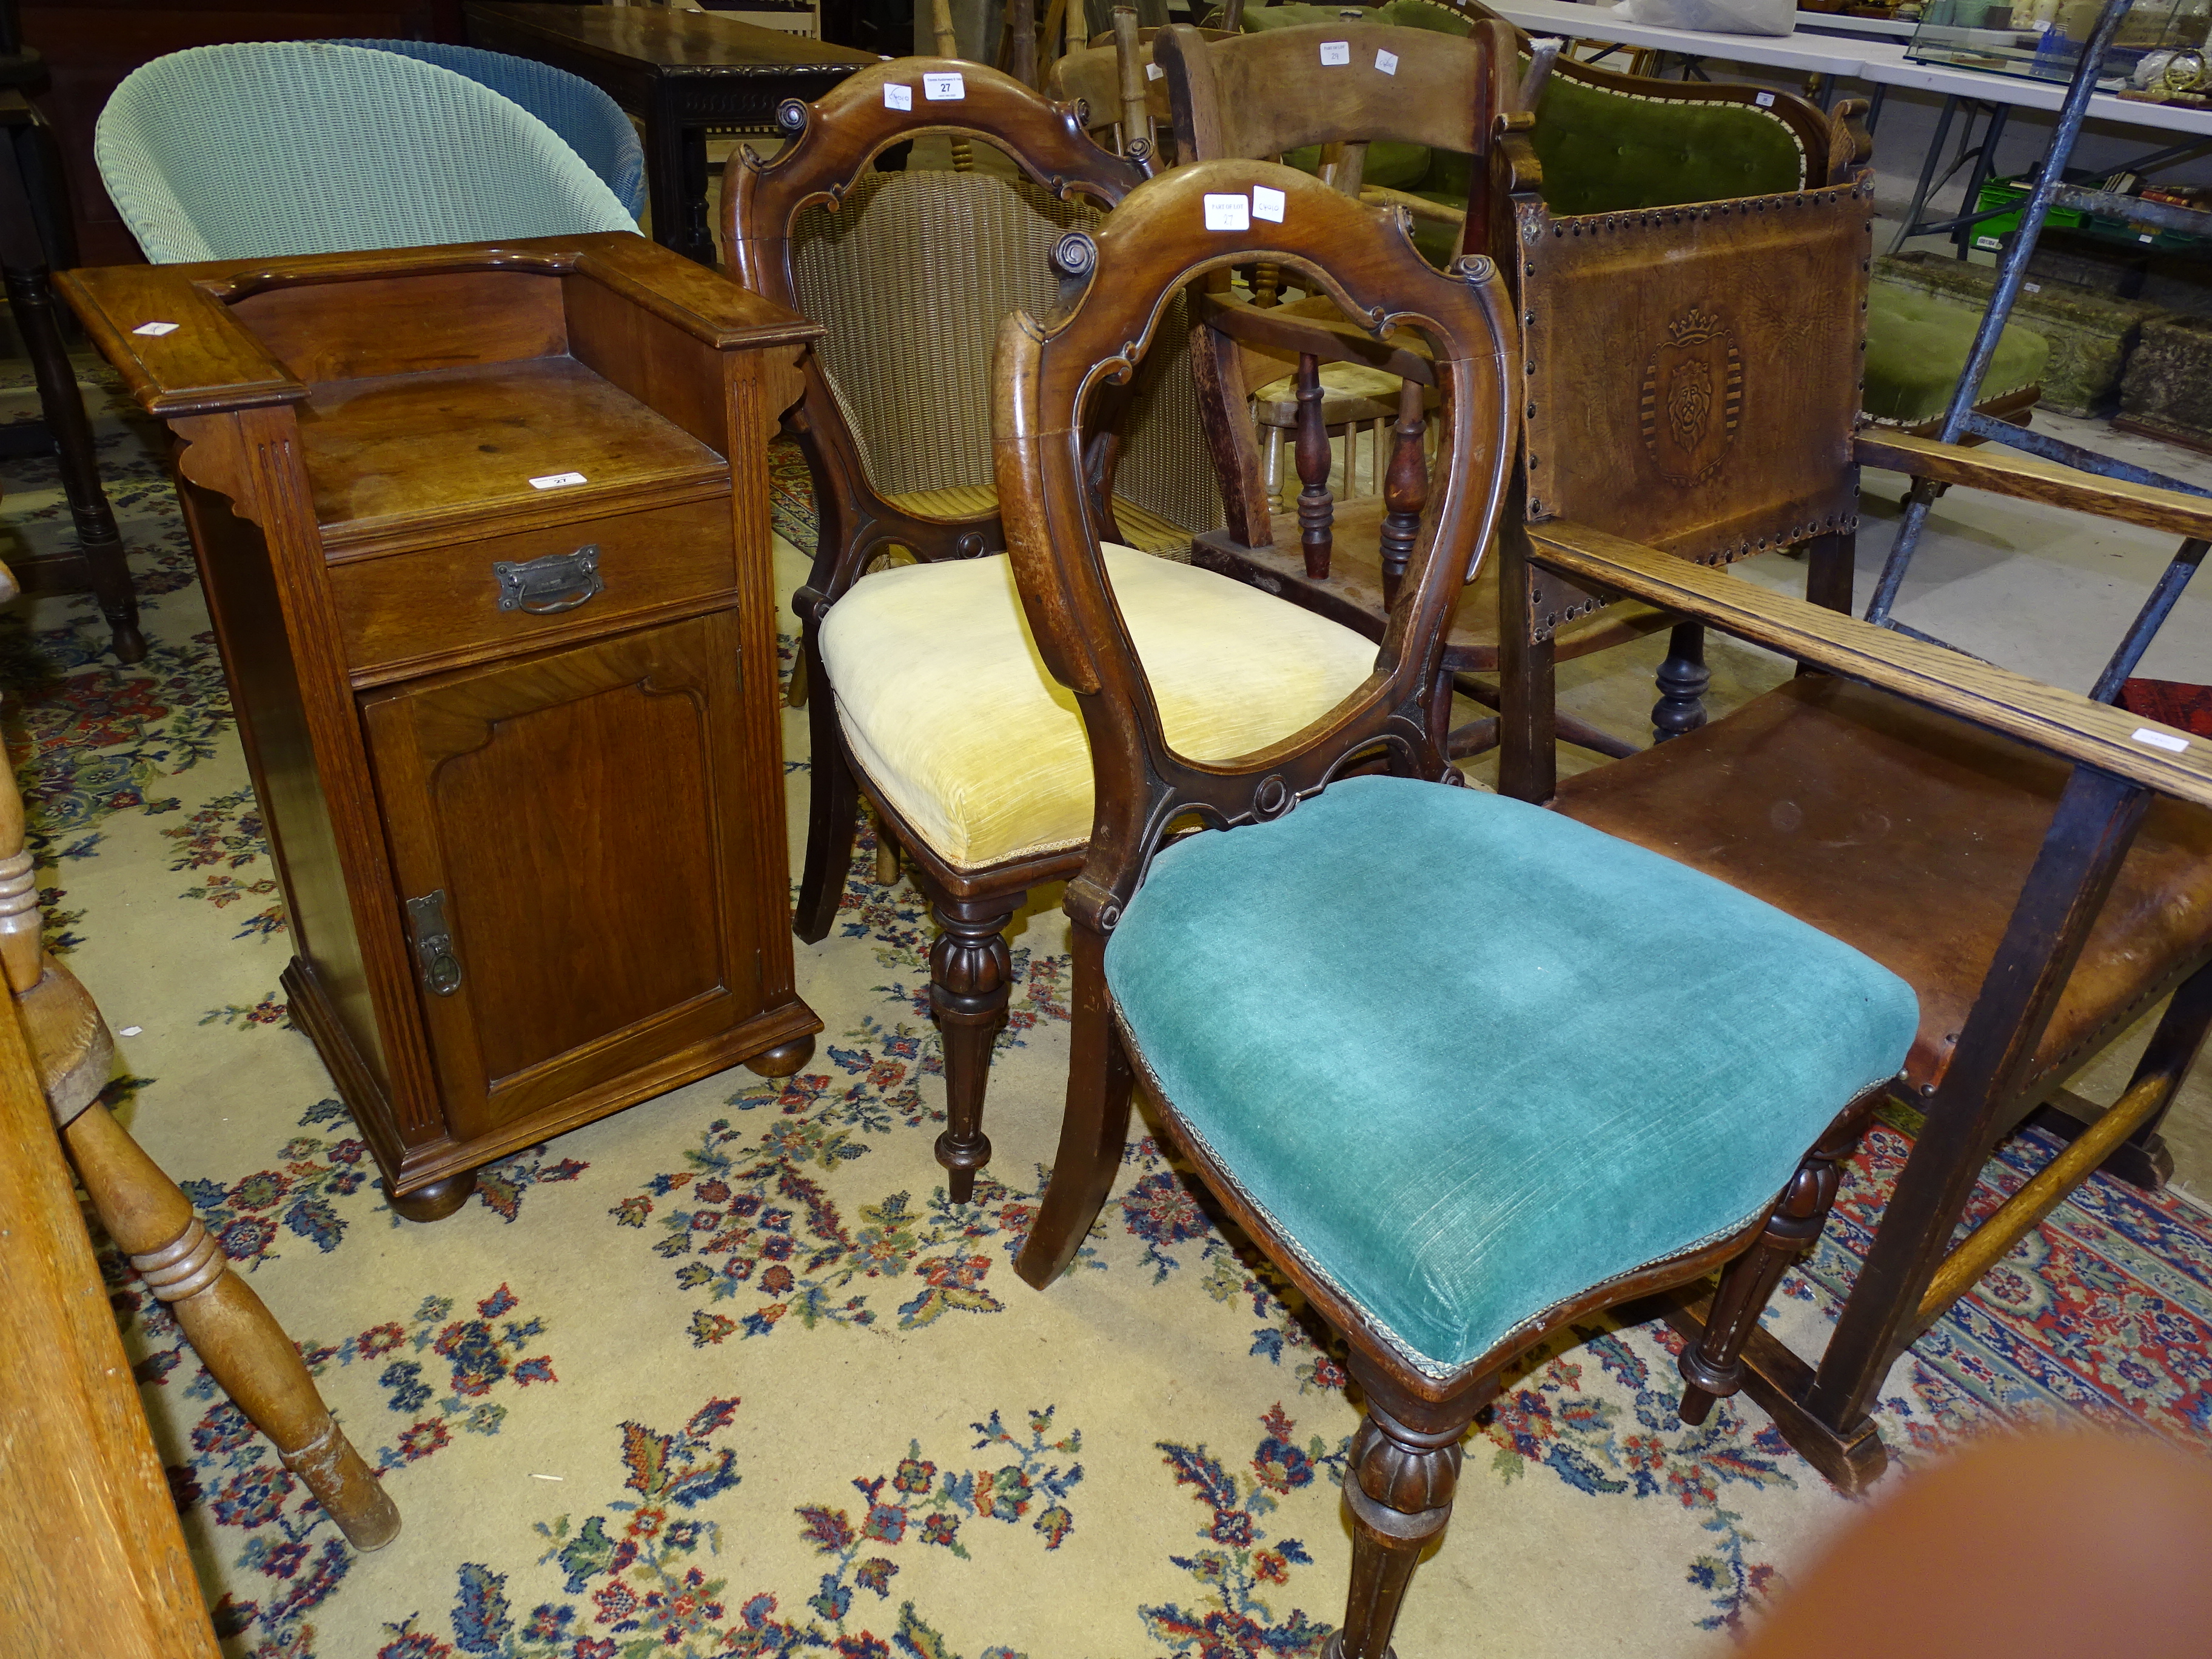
[819,545,1378,871]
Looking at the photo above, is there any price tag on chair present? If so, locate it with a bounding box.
[1319,40,1350,64]
[1205,193,1252,231]
[885,82,913,109]
[1252,186,1285,223]
[923,71,966,99]
[1375,49,1399,73]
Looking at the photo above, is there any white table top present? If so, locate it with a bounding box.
[1491,0,2212,136]
[1851,38,2212,134]
[1490,0,1869,72]
[1792,9,1915,38]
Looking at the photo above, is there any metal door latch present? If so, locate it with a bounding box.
[404,890,463,996]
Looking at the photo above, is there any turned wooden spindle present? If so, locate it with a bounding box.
[930,0,977,172]
[1251,263,1282,307]
[1110,7,1151,157]
[1651,622,1711,743]
[1378,378,1428,608]
[0,663,400,1552]
[1005,0,1038,90]
[1293,353,1333,579]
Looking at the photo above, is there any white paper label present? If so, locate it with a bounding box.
[2140,232,2156,243]
[2023,281,2042,293]
[1145,60,1162,79]
[529,471,588,491]
[1204,192,1252,231]
[883,81,913,110]
[1754,89,1774,106]
[1319,39,1350,64]
[1252,184,1286,223]
[1976,235,2002,250]
[132,321,179,337]
[2134,726,2191,754]
[923,70,965,99]
[1375,48,1399,73]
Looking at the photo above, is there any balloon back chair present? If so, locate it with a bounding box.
[728,62,1359,1204]
[998,159,1917,1656]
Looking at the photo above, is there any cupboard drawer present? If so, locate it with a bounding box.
[330,495,736,681]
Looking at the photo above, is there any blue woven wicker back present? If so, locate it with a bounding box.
[336,39,646,218]
[96,41,638,264]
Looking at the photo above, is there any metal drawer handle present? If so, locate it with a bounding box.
[404,890,463,997]
[494,545,603,615]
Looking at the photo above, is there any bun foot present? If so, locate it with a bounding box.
[745,1035,814,1079]
[384,1170,475,1222]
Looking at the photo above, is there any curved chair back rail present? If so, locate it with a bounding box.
[334,38,648,218]
[994,161,1517,914]
[95,42,636,264]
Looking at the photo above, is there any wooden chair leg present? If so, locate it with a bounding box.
[1678,1107,1866,1426]
[1333,1356,1484,1659]
[1651,621,1709,743]
[64,1101,400,1550]
[928,888,1019,1204]
[1015,922,1135,1287]
[3,264,146,665]
[794,629,859,945]
[871,803,902,888]
[785,648,809,708]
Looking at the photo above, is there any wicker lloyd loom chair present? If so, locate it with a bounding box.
[95,42,635,263]
[729,61,1342,1207]
[335,39,648,219]
[1000,162,1915,1657]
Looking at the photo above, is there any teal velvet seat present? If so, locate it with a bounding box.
[1105,775,1917,1378]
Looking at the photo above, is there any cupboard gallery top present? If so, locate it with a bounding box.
[60,232,823,1221]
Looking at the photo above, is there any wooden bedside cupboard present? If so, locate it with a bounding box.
[59,233,822,1221]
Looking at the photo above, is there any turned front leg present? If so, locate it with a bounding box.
[65,1101,400,1550]
[930,891,1019,1204]
[1333,1381,1478,1659]
[1679,1108,1867,1426]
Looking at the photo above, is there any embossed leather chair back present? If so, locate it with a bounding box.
[1515,183,1871,569]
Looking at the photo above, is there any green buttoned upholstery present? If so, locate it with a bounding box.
[1527,72,1804,214]
[1104,775,1917,1376]
[1249,2,1807,218]
[1863,281,2051,426]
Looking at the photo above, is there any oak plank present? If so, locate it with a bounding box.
[1526,515,2212,808]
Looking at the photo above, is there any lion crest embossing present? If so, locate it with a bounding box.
[1640,306,1741,485]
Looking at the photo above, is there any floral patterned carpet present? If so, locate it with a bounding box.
[11,356,2212,1659]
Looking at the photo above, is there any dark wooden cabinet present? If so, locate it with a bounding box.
[62,233,820,1218]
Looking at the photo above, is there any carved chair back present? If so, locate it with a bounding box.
[993,161,1515,928]
[728,60,1212,605]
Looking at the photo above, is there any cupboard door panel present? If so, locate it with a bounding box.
[362,611,759,1141]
